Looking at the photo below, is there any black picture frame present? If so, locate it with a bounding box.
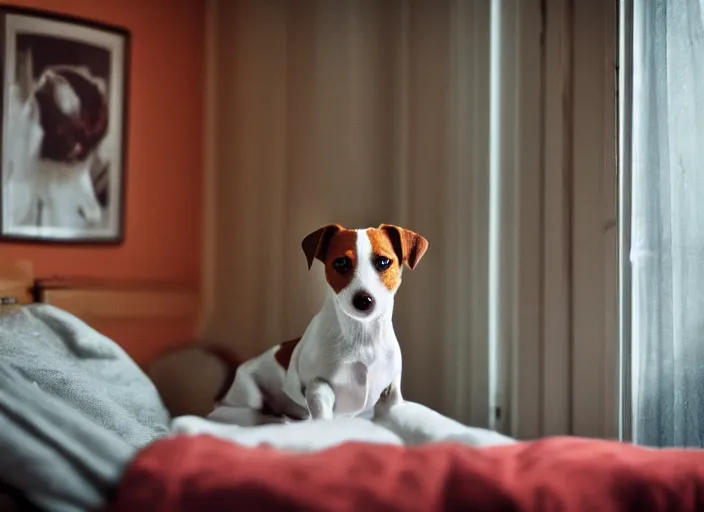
[0,6,129,245]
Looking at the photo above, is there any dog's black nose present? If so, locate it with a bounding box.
[352,291,374,312]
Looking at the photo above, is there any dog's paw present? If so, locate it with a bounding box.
[305,378,336,420]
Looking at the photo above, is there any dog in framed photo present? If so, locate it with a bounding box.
[6,47,110,231]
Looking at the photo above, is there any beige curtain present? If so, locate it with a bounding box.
[201,0,545,433]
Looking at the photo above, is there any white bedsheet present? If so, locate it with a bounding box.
[171,400,516,453]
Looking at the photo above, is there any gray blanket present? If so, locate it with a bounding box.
[0,305,172,511]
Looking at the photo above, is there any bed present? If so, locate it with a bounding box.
[1,259,704,512]
[113,434,704,512]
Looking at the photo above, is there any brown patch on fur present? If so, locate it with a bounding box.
[379,224,429,270]
[274,337,302,369]
[367,228,403,291]
[322,229,358,294]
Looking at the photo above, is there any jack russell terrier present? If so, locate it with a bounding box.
[214,223,428,422]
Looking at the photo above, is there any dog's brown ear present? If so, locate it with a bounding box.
[379,224,429,270]
[301,224,343,270]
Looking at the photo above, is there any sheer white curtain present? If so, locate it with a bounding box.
[630,0,704,447]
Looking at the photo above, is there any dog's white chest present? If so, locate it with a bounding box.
[327,357,394,416]
[326,361,368,414]
[287,339,399,417]
[279,296,403,418]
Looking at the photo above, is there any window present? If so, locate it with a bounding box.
[620,0,704,447]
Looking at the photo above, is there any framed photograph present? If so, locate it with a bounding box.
[0,7,129,244]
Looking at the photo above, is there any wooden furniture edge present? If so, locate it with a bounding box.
[34,278,200,323]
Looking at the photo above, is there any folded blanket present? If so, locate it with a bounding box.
[111,434,704,512]
[0,305,171,447]
[0,361,133,512]
[0,305,172,511]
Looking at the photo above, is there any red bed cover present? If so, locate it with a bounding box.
[111,435,704,512]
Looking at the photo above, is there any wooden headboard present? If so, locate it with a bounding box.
[34,278,198,324]
[0,260,200,366]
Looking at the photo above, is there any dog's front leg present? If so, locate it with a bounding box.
[305,378,335,420]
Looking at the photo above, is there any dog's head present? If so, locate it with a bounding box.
[302,224,428,321]
[33,67,108,164]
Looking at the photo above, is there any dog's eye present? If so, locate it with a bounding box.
[332,257,352,274]
[374,257,392,272]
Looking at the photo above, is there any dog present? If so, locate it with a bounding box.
[215,223,429,422]
[6,51,109,230]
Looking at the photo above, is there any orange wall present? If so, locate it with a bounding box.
[2,0,205,365]
[3,0,204,287]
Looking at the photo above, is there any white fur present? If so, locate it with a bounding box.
[217,228,403,421]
